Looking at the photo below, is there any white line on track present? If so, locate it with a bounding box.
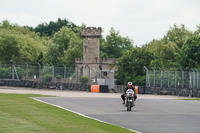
[31,97,142,133]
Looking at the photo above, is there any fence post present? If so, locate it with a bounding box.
[62,64,66,80]
[158,67,162,88]
[194,69,198,89]
[180,68,184,88]
[167,69,170,88]
[191,69,195,89]
[26,63,28,80]
[151,67,155,87]
[10,60,19,80]
[144,66,150,87]
[175,70,177,88]
[37,63,41,81]
[195,69,199,89]
[189,70,192,89]
[75,64,78,84]
[51,63,54,80]
[10,60,14,79]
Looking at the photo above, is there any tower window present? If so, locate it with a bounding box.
[103,72,107,76]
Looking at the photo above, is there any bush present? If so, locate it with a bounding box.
[41,66,52,82]
[0,67,12,79]
[0,67,25,79]
[56,75,62,80]
[42,74,52,82]
[79,76,89,84]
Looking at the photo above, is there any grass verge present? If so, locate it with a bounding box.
[0,93,135,133]
[177,98,200,101]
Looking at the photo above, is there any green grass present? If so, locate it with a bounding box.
[177,98,200,101]
[0,93,134,133]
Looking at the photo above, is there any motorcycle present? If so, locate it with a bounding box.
[124,89,135,111]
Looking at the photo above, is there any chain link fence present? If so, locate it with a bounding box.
[0,63,111,92]
[144,67,200,89]
[0,63,76,83]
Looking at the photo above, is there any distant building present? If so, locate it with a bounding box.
[75,27,117,82]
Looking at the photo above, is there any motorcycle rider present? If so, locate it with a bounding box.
[121,82,137,105]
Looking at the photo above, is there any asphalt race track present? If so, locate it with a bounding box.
[35,97,200,133]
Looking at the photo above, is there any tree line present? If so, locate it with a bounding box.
[0,18,199,85]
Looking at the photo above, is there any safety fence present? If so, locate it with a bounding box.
[1,63,200,97]
[0,63,117,92]
[144,67,200,89]
[0,63,76,83]
[143,67,200,97]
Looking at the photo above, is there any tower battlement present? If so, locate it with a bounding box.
[81,27,102,37]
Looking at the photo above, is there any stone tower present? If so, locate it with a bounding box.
[75,27,117,81]
[82,27,101,63]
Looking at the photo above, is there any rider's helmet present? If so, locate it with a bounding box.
[127,82,133,89]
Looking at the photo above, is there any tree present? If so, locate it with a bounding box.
[100,28,133,58]
[181,29,200,68]
[44,26,82,67]
[163,24,192,48]
[0,20,47,64]
[34,18,77,37]
[115,47,154,85]
[144,39,180,68]
[43,41,60,64]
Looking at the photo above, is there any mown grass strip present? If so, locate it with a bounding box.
[0,93,135,133]
[177,98,200,101]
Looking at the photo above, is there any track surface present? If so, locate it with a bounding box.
[35,97,200,133]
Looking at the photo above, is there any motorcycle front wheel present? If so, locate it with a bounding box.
[127,102,131,111]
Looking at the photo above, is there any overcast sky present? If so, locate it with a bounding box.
[0,0,200,46]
